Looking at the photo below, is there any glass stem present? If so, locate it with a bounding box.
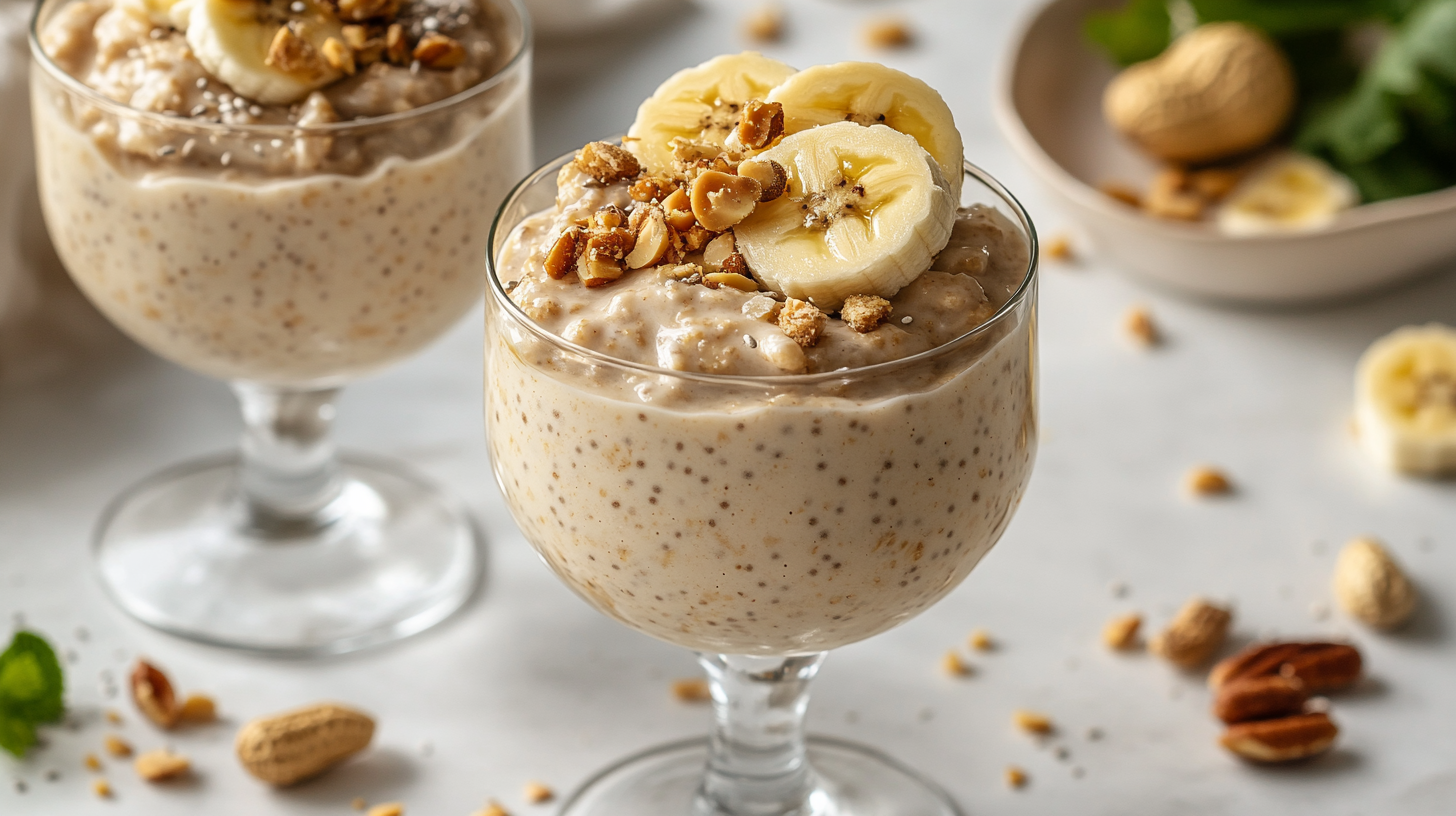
[695,652,827,816]
[232,382,344,535]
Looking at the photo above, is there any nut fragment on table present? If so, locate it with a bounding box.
[742,3,783,42]
[1210,642,1363,694]
[671,678,712,703]
[92,779,112,798]
[474,800,511,816]
[366,803,404,816]
[1013,710,1053,735]
[1044,234,1074,262]
[180,694,218,724]
[235,703,376,786]
[1220,712,1338,763]
[941,651,972,677]
[84,753,102,771]
[1122,306,1159,347]
[523,781,554,804]
[1102,613,1142,650]
[862,17,913,49]
[969,629,994,651]
[104,734,133,758]
[135,748,191,782]
[1004,766,1028,789]
[1149,597,1231,667]
[1213,675,1308,724]
[1185,466,1233,496]
[1333,537,1417,629]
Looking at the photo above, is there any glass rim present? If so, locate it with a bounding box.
[485,147,1041,387]
[27,0,532,136]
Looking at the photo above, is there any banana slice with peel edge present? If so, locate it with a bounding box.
[767,61,964,200]
[626,52,797,175]
[733,121,957,312]
[1355,323,1456,477]
[187,0,345,106]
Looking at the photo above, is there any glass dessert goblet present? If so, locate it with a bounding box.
[485,154,1038,816]
[29,0,531,654]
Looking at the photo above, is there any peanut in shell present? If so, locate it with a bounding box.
[236,703,375,786]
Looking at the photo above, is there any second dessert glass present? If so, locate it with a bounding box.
[486,155,1039,816]
[29,0,532,654]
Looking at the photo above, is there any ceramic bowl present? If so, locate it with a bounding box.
[994,0,1456,305]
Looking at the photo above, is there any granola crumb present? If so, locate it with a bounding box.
[1013,710,1054,735]
[742,3,784,43]
[93,779,112,798]
[1005,766,1028,789]
[1122,305,1159,347]
[862,16,913,49]
[1044,234,1074,262]
[134,748,190,782]
[475,800,511,816]
[1102,613,1142,650]
[103,735,133,758]
[575,141,641,185]
[777,298,827,347]
[1185,466,1232,496]
[84,754,102,772]
[104,710,123,725]
[969,628,994,651]
[839,295,893,333]
[522,781,554,804]
[671,677,712,703]
[366,803,404,816]
[352,797,368,811]
[1099,181,1142,208]
[941,650,972,677]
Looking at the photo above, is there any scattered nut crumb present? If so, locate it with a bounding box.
[1099,181,1142,207]
[1102,613,1142,650]
[941,651,972,677]
[522,781,554,804]
[1185,466,1232,496]
[103,735,133,758]
[671,678,712,703]
[840,295,893,333]
[84,754,102,772]
[366,803,404,816]
[777,298,827,348]
[105,710,123,726]
[1013,710,1054,735]
[862,16,913,49]
[93,779,112,798]
[1122,305,1159,347]
[1044,234,1074,262]
[970,629,994,651]
[134,748,190,782]
[179,694,217,723]
[574,141,641,185]
[1005,766,1028,789]
[742,3,784,42]
[474,800,510,816]
[353,797,368,811]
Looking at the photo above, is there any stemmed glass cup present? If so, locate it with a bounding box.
[485,152,1039,816]
[28,0,531,655]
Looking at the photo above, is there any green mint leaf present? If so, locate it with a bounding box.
[0,715,37,759]
[1085,0,1172,66]
[1340,140,1454,199]
[1189,0,1377,33]
[0,631,65,725]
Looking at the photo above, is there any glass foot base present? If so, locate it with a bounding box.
[94,453,481,656]
[559,737,963,816]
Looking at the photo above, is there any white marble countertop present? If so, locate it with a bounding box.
[3,1,1455,814]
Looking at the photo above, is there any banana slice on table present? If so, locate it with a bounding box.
[733,121,957,311]
[1355,324,1456,477]
[1217,152,1359,236]
[187,0,345,106]
[626,52,797,175]
[767,61,964,200]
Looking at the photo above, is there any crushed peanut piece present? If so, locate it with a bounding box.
[265,25,324,76]
[105,710,123,726]
[1102,613,1142,650]
[1145,168,1205,221]
[544,227,587,279]
[969,629,994,651]
[738,158,787,203]
[85,754,102,772]
[413,33,466,69]
[630,176,677,203]
[384,24,409,65]
[322,37,357,75]
[941,651,972,677]
[474,801,510,816]
[134,748,190,782]
[862,17,913,49]
[672,678,712,702]
[575,141,642,185]
[736,100,785,150]
[1185,466,1232,496]
[522,781,554,804]
[366,804,404,816]
[341,24,370,49]
[104,735,133,758]
[1099,181,1142,208]
[1013,710,1054,735]
[1005,766,1028,789]
[334,0,400,22]
[352,797,368,811]
[704,272,758,292]
[179,694,217,724]
[840,295,892,333]
[1044,234,1074,262]
[1122,306,1159,347]
[742,3,784,42]
[93,779,112,798]
[777,299,827,348]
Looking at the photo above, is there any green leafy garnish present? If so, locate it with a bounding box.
[1085,0,1172,66]
[0,631,66,758]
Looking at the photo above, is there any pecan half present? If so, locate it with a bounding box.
[1213,675,1308,724]
[1209,642,1362,694]
[1220,713,1338,763]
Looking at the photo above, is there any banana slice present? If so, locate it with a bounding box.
[187,0,345,106]
[1355,323,1456,477]
[733,121,956,311]
[119,0,196,30]
[626,52,797,175]
[767,62,963,200]
[1217,153,1359,236]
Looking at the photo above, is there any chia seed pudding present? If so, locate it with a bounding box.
[31,0,530,385]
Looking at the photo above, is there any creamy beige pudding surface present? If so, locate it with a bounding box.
[34,0,529,385]
[489,54,1036,655]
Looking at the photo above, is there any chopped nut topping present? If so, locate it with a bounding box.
[577,247,626,288]
[333,0,400,22]
[1013,710,1054,735]
[630,176,678,203]
[736,100,785,151]
[671,678,712,702]
[702,231,737,272]
[1102,613,1142,650]
[680,224,713,253]
[1004,766,1028,789]
[575,141,642,185]
[266,25,326,77]
[742,3,784,42]
[840,295,892,333]
[969,629,994,651]
[662,188,697,231]
[691,170,762,231]
[863,17,914,48]
[719,252,752,278]
[1044,234,1074,262]
[743,295,782,322]
[385,23,409,65]
[544,227,586,279]
[341,24,370,49]
[1122,305,1159,347]
[104,735,133,758]
[179,694,217,724]
[1145,167,1205,221]
[626,205,671,270]
[414,33,466,69]
[522,782,555,804]
[941,651,972,677]
[1099,181,1142,208]
[135,748,190,782]
[322,37,356,75]
[365,804,404,816]
[1186,466,1233,496]
[704,272,758,292]
[777,298,827,348]
[738,158,787,202]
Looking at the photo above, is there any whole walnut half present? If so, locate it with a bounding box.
[1103,23,1295,164]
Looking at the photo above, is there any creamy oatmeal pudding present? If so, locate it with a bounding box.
[487,54,1036,655]
[31,0,529,385]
